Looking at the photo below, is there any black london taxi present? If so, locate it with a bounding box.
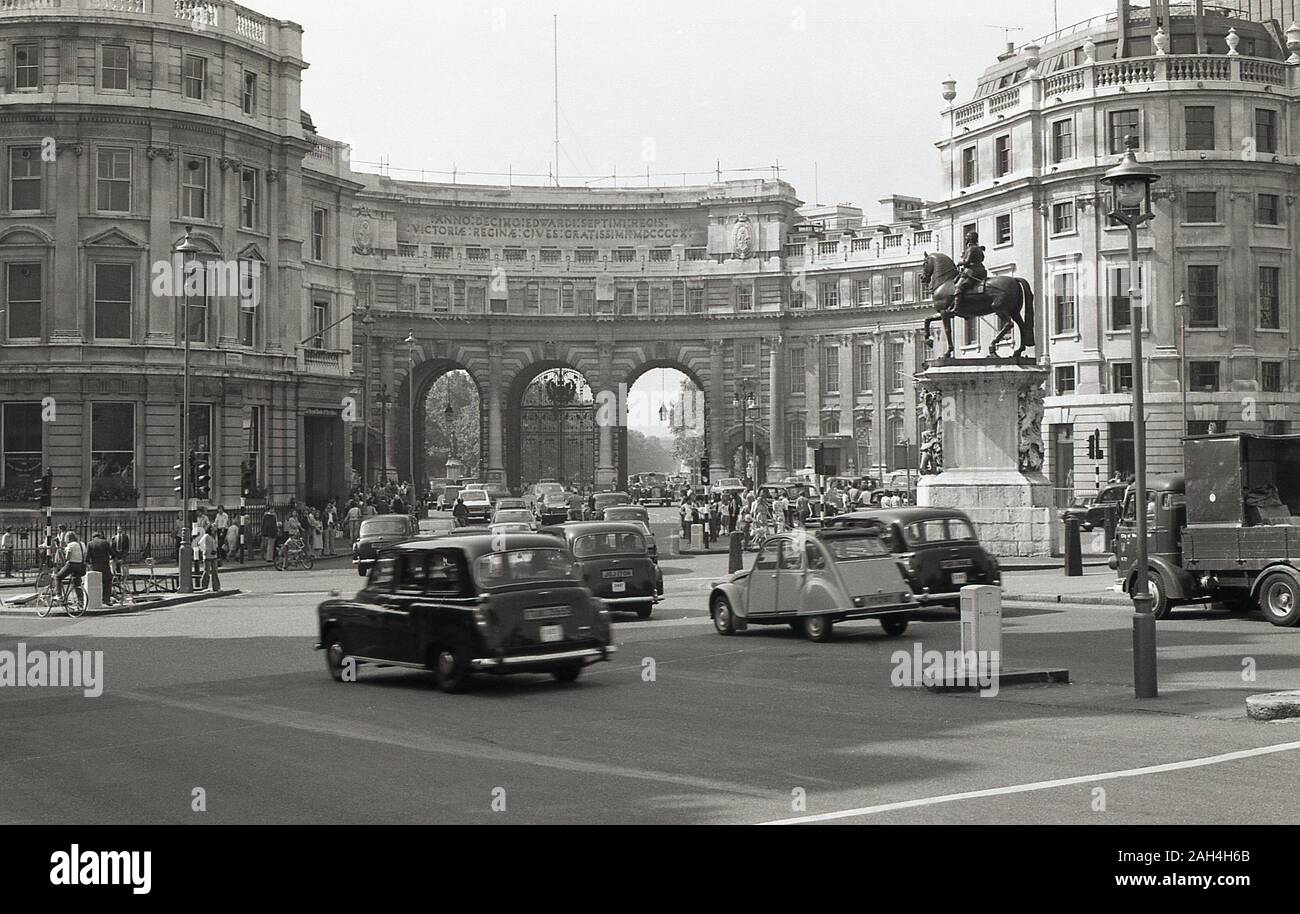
[543,521,661,619]
[353,513,420,577]
[708,527,917,642]
[823,508,1000,608]
[319,534,615,691]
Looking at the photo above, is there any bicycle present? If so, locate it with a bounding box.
[275,537,315,571]
[33,569,88,618]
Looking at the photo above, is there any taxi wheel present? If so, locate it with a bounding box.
[712,596,738,635]
[880,617,909,637]
[324,638,350,682]
[635,603,654,620]
[432,646,472,692]
[551,663,583,684]
[802,615,834,643]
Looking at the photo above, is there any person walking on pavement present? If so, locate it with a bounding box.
[213,506,230,561]
[197,526,220,592]
[225,519,240,565]
[1,526,15,578]
[261,508,279,563]
[86,531,113,606]
[110,525,131,586]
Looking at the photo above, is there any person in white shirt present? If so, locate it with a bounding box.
[197,526,220,591]
[55,532,87,594]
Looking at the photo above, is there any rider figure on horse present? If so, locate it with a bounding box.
[953,230,987,313]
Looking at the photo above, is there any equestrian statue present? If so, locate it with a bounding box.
[921,231,1036,360]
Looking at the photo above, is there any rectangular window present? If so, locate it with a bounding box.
[1184,191,1218,224]
[821,412,840,437]
[539,248,561,264]
[9,147,41,211]
[1053,273,1077,335]
[1188,265,1219,327]
[890,340,906,391]
[615,288,634,315]
[614,248,636,263]
[1262,361,1283,393]
[238,259,261,347]
[1259,266,1281,329]
[856,344,872,392]
[1054,365,1076,396]
[687,286,704,313]
[1256,108,1277,155]
[465,247,488,262]
[1051,118,1074,163]
[574,248,597,264]
[1257,193,1280,226]
[961,146,977,187]
[1110,264,1145,330]
[1112,363,1134,394]
[187,267,209,344]
[182,54,207,100]
[13,43,38,90]
[1189,361,1220,392]
[1052,201,1075,235]
[789,348,806,395]
[503,248,526,263]
[649,248,671,263]
[91,403,135,491]
[740,341,758,369]
[245,405,264,491]
[187,404,212,472]
[1108,109,1140,154]
[889,276,904,304]
[995,213,1012,246]
[101,44,129,91]
[93,263,132,340]
[181,155,208,220]
[819,281,838,310]
[5,262,41,340]
[240,167,258,229]
[738,284,754,311]
[822,346,839,394]
[311,300,328,349]
[855,280,870,308]
[789,421,805,471]
[311,207,328,261]
[96,147,131,212]
[1,402,42,492]
[242,70,258,115]
[995,135,1011,177]
[1185,106,1215,151]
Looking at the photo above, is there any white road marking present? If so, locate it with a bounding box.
[761,738,1300,824]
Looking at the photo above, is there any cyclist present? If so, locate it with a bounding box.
[54,532,87,604]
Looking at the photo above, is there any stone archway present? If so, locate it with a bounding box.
[396,358,484,492]
[505,361,599,493]
[622,359,710,491]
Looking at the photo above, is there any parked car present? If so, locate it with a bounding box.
[319,534,616,691]
[823,508,1001,608]
[544,521,662,620]
[353,514,420,577]
[1061,484,1127,533]
[492,508,538,532]
[459,489,493,523]
[708,527,918,642]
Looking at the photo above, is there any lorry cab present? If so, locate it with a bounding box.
[1113,476,1194,617]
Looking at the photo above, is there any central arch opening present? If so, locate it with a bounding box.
[512,367,597,491]
[623,363,706,493]
[423,369,481,486]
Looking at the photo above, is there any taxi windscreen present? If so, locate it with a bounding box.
[474,549,580,588]
[823,535,891,560]
[572,531,646,558]
[361,518,408,536]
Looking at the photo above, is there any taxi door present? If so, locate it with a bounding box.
[745,539,782,617]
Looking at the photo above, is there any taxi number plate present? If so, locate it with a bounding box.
[941,560,973,570]
[540,625,564,643]
[612,581,626,593]
[951,572,968,585]
[603,569,634,579]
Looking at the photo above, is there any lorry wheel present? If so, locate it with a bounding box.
[712,596,738,635]
[1258,575,1300,627]
[1147,573,1173,620]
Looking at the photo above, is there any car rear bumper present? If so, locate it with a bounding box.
[471,644,616,670]
[600,595,662,606]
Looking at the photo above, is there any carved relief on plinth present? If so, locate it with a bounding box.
[1018,381,1046,473]
[919,387,944,476]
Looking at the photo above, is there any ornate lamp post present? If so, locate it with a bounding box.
[174,227,201,593]
[358,308,375,488]
[377,384,392,486]
[1102,134,1160,699]
[444,401,457,472]
[405,331,417,491]
[733,378,758,489]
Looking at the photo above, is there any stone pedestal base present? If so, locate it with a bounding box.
[917,359,1053,558]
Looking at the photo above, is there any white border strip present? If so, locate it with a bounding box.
[762,738,1300,825]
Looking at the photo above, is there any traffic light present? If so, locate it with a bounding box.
[699,456,710,485]
[173,457,189,498]
[194,457,212,501]
[35,469,52,508]
[1086,431,1105,462]
[241,463,254,498]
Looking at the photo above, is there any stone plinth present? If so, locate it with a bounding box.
[917,359,1054,558]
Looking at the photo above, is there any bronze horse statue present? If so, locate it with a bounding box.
[921,252,1036,360]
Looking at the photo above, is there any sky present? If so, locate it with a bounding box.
[255,0,1140,435]
[261,0,1128,207]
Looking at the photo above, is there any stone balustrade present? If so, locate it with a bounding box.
[0,0,284,52]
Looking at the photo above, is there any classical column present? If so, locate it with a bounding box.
[380,343,397,480]
[709,340,728,478]
[486,342,506,484]
[804,334,821,472]
[838,333,855,439]
[596,342,617,486]
[767,334,789,480]
[51,138,83,344]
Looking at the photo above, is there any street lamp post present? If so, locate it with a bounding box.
[1102,134,1161,700]
[405,330,417,492]
[445,401,457,479]
[733,379,757,490]
[1175,294,1189,436]
[377,384,392,486]
[174,227,200,594]
[359,309,375,488]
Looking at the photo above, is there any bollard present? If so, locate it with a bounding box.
[1063,514,1083,577]
[728,531,744,574]
[84,571,103,611]
[691,523,706,549]
[960,585,1002,682]
[178,544,193,594]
